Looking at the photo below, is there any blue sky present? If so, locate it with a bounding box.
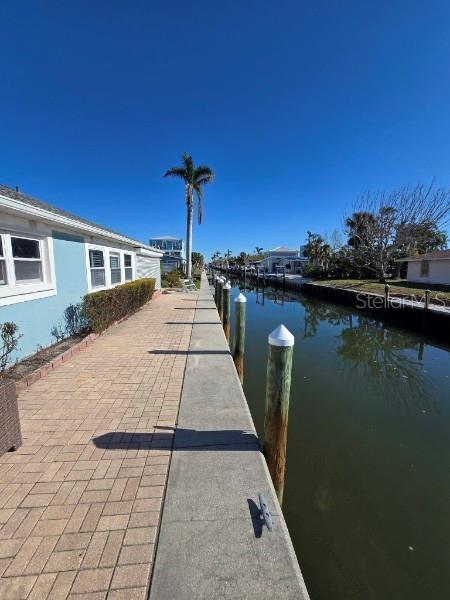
[1,1,450,259]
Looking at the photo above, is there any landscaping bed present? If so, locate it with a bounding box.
[5,335,86,383]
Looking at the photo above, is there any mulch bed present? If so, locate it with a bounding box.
[5,335,85,383]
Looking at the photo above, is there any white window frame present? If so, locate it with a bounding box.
[109,252,122,286]
[124,253,133,281]
[0,230,57,306]
[85,244,135,292]
[88,248,107,289]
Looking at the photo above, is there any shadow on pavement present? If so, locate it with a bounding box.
[247,498,264,538]
[148,349,230,355]
[92,426,260,451]
[165,321,221,325]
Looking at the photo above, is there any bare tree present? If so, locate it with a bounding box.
[349,183,450,280]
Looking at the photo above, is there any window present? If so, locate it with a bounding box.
[124,254,133,281]
[11,236,43,283]
[0,231,56,306]
[89,249,106,287]
[420,260,429,277]
[110,253,121,285]
[0,237,6,285]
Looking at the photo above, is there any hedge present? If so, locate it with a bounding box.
[83,278,156,333]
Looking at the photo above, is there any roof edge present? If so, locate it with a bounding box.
[0,192,161,253]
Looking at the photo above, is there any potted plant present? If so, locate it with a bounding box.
[0,322,22,455]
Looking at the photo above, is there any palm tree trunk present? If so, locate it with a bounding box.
[186,194,193,279]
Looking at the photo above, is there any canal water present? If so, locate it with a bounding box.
[227,281,450,600]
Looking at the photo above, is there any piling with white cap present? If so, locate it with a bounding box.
[233,293,247,382]
[264,324,295,505]
[222,282,232,340]
[217,277,225,321]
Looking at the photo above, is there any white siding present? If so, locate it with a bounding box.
[407,259,450,285]
[136,255,161,289]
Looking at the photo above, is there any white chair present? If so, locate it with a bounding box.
[181,279,196,292]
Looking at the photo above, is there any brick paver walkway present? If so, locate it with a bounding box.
[0,291,197,599]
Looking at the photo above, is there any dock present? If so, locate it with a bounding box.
[150,274,309,599]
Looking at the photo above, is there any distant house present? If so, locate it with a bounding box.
[149,236,186,273]
[399,250,450,285]
[0,184,163,360]
[261,246,308,274]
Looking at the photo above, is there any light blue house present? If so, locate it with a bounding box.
[0,184,163,361]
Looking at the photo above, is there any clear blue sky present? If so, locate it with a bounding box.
[1,1,450,259]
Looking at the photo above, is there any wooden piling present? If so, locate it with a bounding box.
[425,289,431,311]
[217,277,224,321]
[223,282,231,341]
[384,284,390,307]
[264,324,294,505]
[233,293,246,382]
[214,275,219,305]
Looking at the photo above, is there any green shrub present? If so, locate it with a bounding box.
[83,278,156,333]
[302,264,329,279]
[161,269,181,288]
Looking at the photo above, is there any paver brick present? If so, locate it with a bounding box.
[107,587,147,600]
[71,567,113,594]
[123,527,156,546]
[110,562,151,589]
[0,573,37,599]
[0,293,195,597]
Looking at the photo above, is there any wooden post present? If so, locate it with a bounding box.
[217,277,224,321]
[214,275,219,305]
[222,282,231,341]
[264,324,294,505]
[384,284,390,307]
[418,340,425,361]
[425,289,431,311]
[233,293,246,382]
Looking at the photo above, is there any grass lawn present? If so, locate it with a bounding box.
[312,279,450,303]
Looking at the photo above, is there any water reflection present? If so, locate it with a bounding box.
[225,278,450,600]
[301,296,436,414]
[301,298,348,338]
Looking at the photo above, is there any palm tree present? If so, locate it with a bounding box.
[255,246,263,254]
[345,212,376,248]
[164,153,214,278]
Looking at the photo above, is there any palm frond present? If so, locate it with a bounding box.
[182,153,194,182]
[194,184,203,224]
[163,166,187,180]
[194,165,214,183]
[195,176,214,187]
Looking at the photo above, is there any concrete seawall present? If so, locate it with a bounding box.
[150,275,309,599]
[301,282,450,340]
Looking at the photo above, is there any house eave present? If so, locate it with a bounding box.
[135,247,164,258]
[0,194,157,252]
